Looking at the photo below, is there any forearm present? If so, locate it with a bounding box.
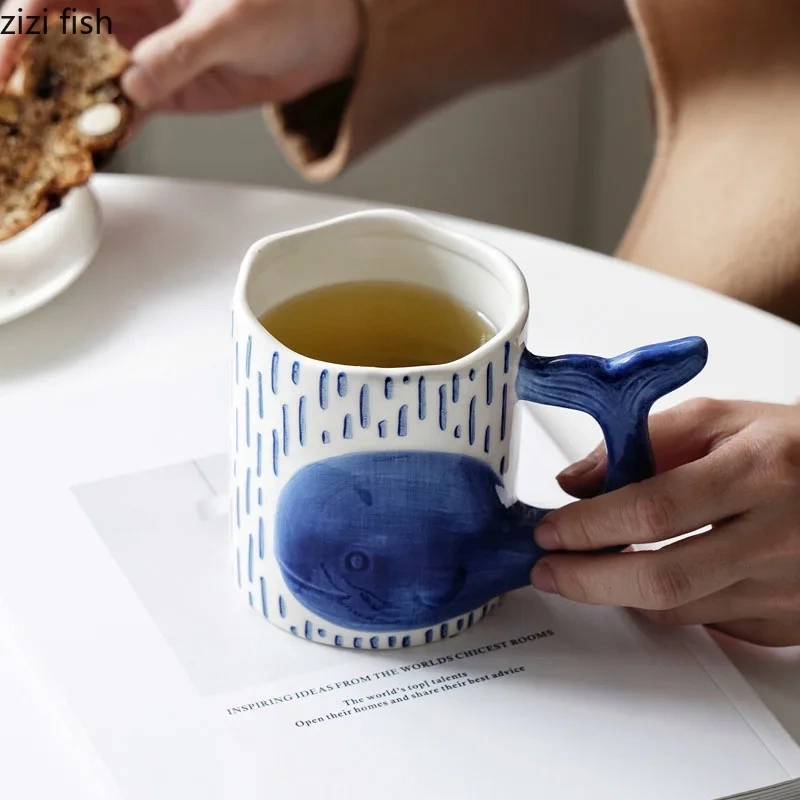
[269,0,630,180]
[352,0,630,92]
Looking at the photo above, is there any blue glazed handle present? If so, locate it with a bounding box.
[516,336,709,495]
[469,336,711,599]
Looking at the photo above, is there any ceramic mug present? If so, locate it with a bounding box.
[230,210,708,650]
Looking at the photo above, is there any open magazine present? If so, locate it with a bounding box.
[0,359,799,800]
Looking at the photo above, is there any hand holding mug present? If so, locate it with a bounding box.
[533,398,800,647]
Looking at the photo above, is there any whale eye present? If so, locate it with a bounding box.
[345,551,370,572]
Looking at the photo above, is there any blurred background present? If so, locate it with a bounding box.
[112,33,652,256]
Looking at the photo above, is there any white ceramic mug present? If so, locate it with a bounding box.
[230,210,707,650]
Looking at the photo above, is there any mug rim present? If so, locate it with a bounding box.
[233,208,529,377]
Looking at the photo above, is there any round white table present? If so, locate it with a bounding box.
[2,174,798,746]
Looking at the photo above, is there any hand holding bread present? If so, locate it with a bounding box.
[0,0,362,239]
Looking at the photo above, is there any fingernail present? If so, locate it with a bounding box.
[531,561,557,594]
[534,520,561,550]
[557,450,601,481]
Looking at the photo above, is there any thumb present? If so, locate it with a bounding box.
[121,9,224,108]
[556,442,607,499]
[556,398,730,498]
[0,0,47,86]
[0,34,26,88]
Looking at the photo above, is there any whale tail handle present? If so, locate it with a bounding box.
[486,336,709,597]
[516,336,709,492]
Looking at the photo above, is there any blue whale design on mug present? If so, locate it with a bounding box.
[274,337,708,632]
[230,209,709,649]
[275,451,542,631]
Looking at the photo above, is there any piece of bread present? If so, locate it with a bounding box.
[0,13,132,241]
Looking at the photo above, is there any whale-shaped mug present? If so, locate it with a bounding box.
[230,210,708,650]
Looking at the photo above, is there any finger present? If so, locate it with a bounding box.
[557,398,735,498]
[556,444,606,499]
[0,0,47,85]
[531,519,750,609]
[709,619,800,648]
[121,8,228,108]
[151,68,281,113]
[537,435,759,552]
[640,579,800,627]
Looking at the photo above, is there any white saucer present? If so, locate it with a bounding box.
[0,185,103,325]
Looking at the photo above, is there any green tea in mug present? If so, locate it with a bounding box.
[258,280,496,368]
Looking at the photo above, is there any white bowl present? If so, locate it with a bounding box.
[0,185,103,325]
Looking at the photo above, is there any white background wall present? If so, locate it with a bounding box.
[114,31,653,256]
